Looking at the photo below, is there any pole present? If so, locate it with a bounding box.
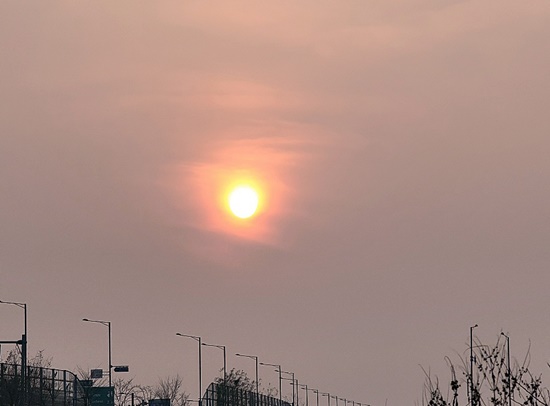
[82,318,113,402]
[176,334,202,406]
[223,346,227,382]
[259,363,282,402]
[22,334,27,406]
[470,324,478,406]
[278,368,282,403]
[502,332,512,406]
[0,300,28,402]
[235,354,259,405]
[255,357,259,405]
[108,321,112,388]
[199,336,202,405]
[292,377,295,406]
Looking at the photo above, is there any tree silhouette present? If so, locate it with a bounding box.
[421,335,550,406]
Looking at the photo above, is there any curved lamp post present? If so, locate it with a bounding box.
[259,362,282,402]
[298,384,309,406]
[202,343,226,382]
[470,324,478,406]
[501,332,512,406]
[1,300,28,403]
[321,392,331,406]
[176,333,202,406]
[83,318,112,388]
[281,371,296,406]
[236,353,259,405]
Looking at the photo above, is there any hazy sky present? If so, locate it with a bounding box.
[2,2,550,405]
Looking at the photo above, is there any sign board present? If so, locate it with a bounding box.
[89,386,114,406]
[114,365,129,372]
[91,369,103,379]
[149,399,170,406]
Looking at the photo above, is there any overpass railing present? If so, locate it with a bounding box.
[0,363,88,406]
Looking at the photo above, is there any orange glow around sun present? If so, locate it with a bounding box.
[166,133,308,249]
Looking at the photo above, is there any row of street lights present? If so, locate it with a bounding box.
[175,332,368,406]
[1,302,369,406]
[3,302,519,406]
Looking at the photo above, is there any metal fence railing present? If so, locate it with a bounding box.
[202,383,291,406]
[0,363,88,406]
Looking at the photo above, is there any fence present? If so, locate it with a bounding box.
[0,363,88,406]
[202,383,291,406]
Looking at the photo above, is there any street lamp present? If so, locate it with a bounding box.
[202,343,226,382]
[288,379,299,406]
[0,300,27,344]
[281,371,295,406]
[236,353,259,404]
[298,384,309,406]
[321,393,331,406]
[1,300,28,397]
[176,333,202,405]
[470,324,478,406]
[310,389,320,406]
[82,318,112,388]
[259,362,282,402]
[501,332,512,406]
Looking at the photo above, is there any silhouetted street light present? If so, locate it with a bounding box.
[202,342,226,382]
[83,318,112,388]
[470,324,478,406]
[1,300,28,403]
[281,371,296,406]
[298,384,309,406]
[236,353,259,404]
[321,392,331,406]
[288,379,300,406]
[259,362,282,402]
[501,332,512,406]
[310,389,320,406]
[177,333,202,406]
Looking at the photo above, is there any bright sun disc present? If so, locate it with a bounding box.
[229,186,259,219]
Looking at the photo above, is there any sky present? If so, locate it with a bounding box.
[1,1,550,405]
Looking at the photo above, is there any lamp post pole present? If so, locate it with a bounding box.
[176,333,202,406]
[299,384,309,406]
[470,324,478,406]
[83,318,112,388]
[236,354,259,405]
[311,389,319,406]
[259,362,282,402]
[281,371,295,406]
[321,392,331,406]
[202,343,227,383]
[501,332,512,406]
[1,300,28,403]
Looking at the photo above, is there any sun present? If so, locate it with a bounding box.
[228,186,259,219]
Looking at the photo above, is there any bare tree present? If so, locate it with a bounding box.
[152,375,189,406]
[421,335,550,406]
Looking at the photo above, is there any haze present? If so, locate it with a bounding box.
[1,2,550,405]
